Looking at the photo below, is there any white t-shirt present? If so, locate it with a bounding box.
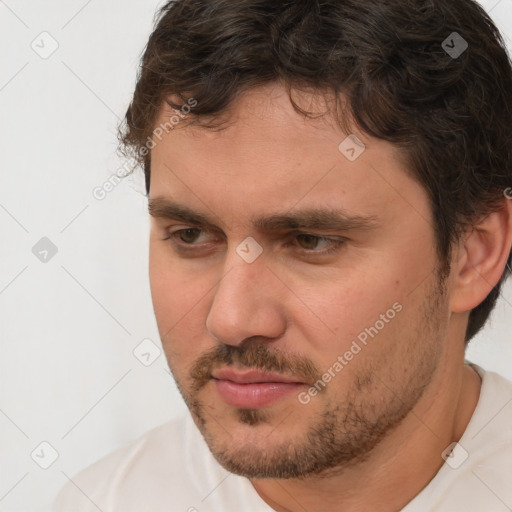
[53,364,512,512]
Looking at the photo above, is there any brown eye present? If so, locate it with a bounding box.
[296,234,322,250]
[177,228,202,243]
[290,234,345,256]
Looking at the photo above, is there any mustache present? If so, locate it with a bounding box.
[189,342,322,391]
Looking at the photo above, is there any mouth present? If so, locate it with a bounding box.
[211,368,307,409]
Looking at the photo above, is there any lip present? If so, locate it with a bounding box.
[211,368,305,384]
[211,368,307,409]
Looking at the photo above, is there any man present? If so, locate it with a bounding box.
[54,0,512,510]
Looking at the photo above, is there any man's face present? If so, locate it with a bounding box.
[148,84,451,478]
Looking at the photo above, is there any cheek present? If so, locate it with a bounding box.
[149,241,205,316]
[292,264,409,368]
[148,243,215,363]
[149,245,180,329]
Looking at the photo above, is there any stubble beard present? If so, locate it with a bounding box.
[169,276,447,479]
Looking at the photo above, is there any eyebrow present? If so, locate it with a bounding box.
[148,197,380,233]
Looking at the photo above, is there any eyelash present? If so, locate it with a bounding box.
[162,228,345,256]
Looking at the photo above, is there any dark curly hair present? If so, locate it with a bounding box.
[118,0,512,343]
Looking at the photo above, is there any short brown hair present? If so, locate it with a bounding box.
[118,0,512,343]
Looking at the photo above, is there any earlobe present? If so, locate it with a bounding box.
[450,198,512,313]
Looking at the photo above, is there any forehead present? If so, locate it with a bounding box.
[148,83,429,228]
[156,84,356,153]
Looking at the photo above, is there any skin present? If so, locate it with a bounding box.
[147,83,512,511]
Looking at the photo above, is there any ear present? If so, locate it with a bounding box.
[450,197,512,313]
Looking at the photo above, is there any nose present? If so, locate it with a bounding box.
[205,252,287,347]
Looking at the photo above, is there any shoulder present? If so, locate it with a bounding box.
[52,414,268,512]
[460,365,512,502]
[52,417,197,512]
[404,365,512,511]
[467,363,512,448]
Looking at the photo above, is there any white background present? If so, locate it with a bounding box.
[0,1,511,511]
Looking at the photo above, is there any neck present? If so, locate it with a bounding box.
[250,360,482,512]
